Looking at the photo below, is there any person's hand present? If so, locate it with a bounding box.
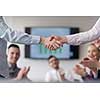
[15,67,30,80]
[59,69,65,81]
[80,57,99,69]
[40,36,62,50]
[50,35,67,45]
[23,66,30,76]
[74,64,86,77]
[92,37,100,48]
[44,35,67,50]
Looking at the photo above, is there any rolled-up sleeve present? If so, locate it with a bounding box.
[66,18,100,45]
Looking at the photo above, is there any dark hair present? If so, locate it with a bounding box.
[8,44,20,50]
[48,55,58,61]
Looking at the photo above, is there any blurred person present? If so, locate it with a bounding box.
[7,44,30,80]
[45,55,66,82]
[74,44,100,81]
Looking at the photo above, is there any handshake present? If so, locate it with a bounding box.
[40,35,67,50]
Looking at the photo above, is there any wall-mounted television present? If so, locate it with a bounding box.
[25,27,79,60]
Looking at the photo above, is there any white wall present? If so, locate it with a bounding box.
[5,16,99,82]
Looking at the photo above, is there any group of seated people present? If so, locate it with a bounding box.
[1,16,100,82]
[1,37,100,83]
[45,38,100,82]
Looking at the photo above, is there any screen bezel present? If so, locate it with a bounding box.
[25,27,79,60]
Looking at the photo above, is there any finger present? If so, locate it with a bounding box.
[92,56,97,60]
[48,36,55,41]
[23,68,30,76]
[21,67,26,72]
[50,35,56,39]
[83,60,90,62]
[75,64,81,68]
[49,47,56,50]
[46,44,53,50]
[51,42,60,49]
[52,42,60,47]
[27,66,30,72]
[54,40,63,47]
[46,40,58,50]
[45,41,59,50]
[45,43,51,49]
[51,35,59,40]
[48,45,57,50]
[50,39,61,48]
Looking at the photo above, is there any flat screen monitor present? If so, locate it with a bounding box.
[25,27,79,60]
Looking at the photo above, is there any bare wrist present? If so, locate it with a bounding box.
[61,36,68,43]
[40,37,45,44]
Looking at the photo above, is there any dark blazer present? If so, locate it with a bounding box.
[97,70,100,79]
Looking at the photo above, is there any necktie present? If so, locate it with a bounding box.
[90,71,94,79]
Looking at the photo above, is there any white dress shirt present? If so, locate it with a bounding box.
[66,18,100,45]
[45,68,65,82]
[0,16,40,44]
[65,70,84,82]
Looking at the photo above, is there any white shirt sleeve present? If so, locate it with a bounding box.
[45,72,52,82]
[66,18,100,45]
[0,16,40,44]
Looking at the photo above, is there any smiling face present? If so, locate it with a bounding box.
[7,47,20,64]
[48,56,59,69]
[87,44,100,60]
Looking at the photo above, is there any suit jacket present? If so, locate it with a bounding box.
[97,70,100,79]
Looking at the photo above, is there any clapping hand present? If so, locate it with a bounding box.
[15,66,30,80]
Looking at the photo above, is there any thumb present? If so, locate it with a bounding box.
[48,35,55,41]
[51,35,59,40]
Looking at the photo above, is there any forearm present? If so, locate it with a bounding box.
[1,28,41,44]
[65,18,100,45]
[0,16,41,44]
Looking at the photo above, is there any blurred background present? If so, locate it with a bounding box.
[5,16,99,82]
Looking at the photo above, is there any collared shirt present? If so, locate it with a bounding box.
[0,16,40,44]
[66,18,100,45]
[45,67,65,82]
[8,63,20,79]
[65,70,84,82]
